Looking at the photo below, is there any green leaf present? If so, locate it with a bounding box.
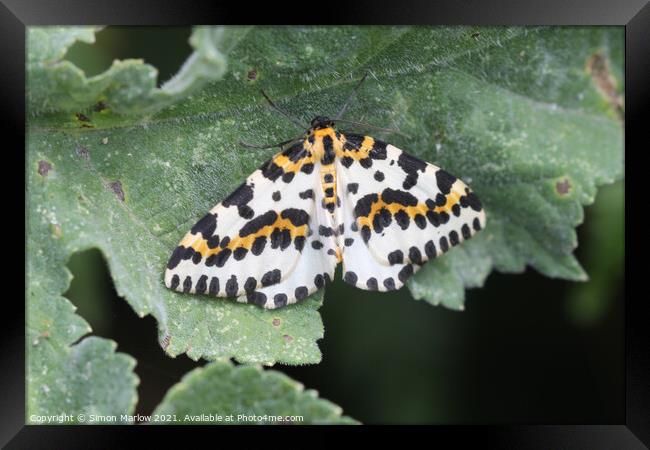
[27,256,138,422]
[152,361,358,424]
[27,26,248,115]
[27,26,623,373]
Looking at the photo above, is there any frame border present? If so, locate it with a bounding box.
[8,0,647,446]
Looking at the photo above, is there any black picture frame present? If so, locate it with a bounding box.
[7,0,647,446]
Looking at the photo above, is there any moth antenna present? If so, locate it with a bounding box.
[260,90,306,130]
[335,72,369,120]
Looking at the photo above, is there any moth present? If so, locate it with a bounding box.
[165,79,486,309]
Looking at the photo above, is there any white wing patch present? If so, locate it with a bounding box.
[337,142,486,292]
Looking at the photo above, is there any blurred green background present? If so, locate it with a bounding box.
[64,27,624,424]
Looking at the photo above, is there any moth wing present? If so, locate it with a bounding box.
[336,137,486,291]
[164,143,336,309]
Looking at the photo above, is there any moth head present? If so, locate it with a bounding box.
[310,116,334,130]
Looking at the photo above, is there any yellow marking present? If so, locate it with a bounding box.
[335,247,342,263]
[272,153,315,174]
[336,134,375,161]
[179,217,308,258]
[356,190,463,229]
[434,191,461,213]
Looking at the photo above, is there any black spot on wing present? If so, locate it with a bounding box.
[425,240,437,258]
[252,236,267,255]
[260,160,283,181]
[314,274,325,288]
[281,208,310,227]
[214,248,232,267]
[435,169,457,195]
[299,189,314,199]
[460,191,483,211]
[222,183,254,208]
[414,214,427,229]
[397,151,427,190]
[354,193,378,218]
[318,225,334,237]
[170,274,180,290]
[282,141,305,161]
[219,236,230,249]
[398,151,427,174]
[347,183,359,194]
[274,293,287,307]
[261,269,281,287]
[295,286,309,301]
[191,251,202,264]
[381,188,418,207]
[369,140,387,159]
[247,291,267,306]
[394,210,410,230]
[239,211,278,237]
[473,217,482,231]
[190,213,217,238]
[244,276,257,293]
[403,174,418,190]
[167,246,184,269]
[461,223,471,239]
[359,225,371,243]
[409,247,423,265]
[225,275,238,297]
[383,277,396,290]
[360,158,373,169]
[398,264,414,283]
[439,236,449,252]
[206,235,221,249]
[294,235,306,251]
[366,277,378,290]
[342,133,364,150]
[279,229,292,250]
[344,271,358,286]
[233,247,248,260]
[209,277,220,295]
[388,250,403,265]
[195,275,208,294]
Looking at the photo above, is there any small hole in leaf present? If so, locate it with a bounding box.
[556,178,571,195]
[66,26,193,86]
[109,180,125,202]
[38,160,52,177]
